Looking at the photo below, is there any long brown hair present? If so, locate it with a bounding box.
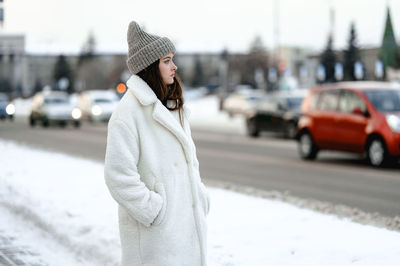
[137,59,185,125]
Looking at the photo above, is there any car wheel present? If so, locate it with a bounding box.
[284,122,297,139]
[29,117,36,127]
[41,118,49,127]
[298,131,318,160]
[74,121,81,128]
[246,118,259,137]
[367,138,391,167]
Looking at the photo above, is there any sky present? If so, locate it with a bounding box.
[2,0,400,54]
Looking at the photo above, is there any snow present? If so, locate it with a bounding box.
[1,140,400,265]
[185,94,246,135]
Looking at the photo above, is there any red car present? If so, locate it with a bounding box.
[297,81,400,167]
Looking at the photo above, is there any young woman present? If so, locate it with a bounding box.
[104,21,210,266]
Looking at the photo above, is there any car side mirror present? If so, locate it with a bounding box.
[352,107,365,116]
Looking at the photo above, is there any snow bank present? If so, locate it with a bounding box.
[1,140,400,265]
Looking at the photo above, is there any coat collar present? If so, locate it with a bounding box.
[127,75,191,118]
[127,75,193,162]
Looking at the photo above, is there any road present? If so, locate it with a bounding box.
[1,117,399,218]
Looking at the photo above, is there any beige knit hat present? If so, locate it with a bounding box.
[126,21,176,74]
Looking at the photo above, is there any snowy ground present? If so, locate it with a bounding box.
[1,140,400,266]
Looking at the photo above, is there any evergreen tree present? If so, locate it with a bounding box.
[343,22,361,81]
[78,32,96,66]
[320,35,337,83]
[379,7,399,70]
[192,54,204,87]
[244,35,269,88]
[33,79,43,95]
[53,55,74,93]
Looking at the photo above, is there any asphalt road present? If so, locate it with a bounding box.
[1,117,399,217]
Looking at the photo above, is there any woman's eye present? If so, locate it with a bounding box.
[164,60,170,64]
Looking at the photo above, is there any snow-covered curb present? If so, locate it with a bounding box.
[1,139,400,265]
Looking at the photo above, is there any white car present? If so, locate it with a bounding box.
[78,90,119,122]
[223,88,264,117]
[29,91,82,128]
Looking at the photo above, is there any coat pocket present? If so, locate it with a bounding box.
[199,183,210,215]
[151,182,167,226]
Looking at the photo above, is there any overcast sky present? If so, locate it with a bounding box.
[3,0,400,54]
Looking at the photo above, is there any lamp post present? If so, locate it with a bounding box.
[218,49,229,110]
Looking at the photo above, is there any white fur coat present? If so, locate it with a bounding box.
[104,75,209,266]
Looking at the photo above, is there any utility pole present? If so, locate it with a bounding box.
[272,0,280,90]
[0,0,4,29]
[328,0,335,43]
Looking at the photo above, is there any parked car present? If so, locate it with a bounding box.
[0,93,15,121]
[222,89,264,117]
[29,91,81,127]
[78,90,119,122]
[297,81,400,167]
[246,89,307,138]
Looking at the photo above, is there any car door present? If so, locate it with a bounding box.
[313,90,341,148]
[256,97,279,132]
[335,90,369,153]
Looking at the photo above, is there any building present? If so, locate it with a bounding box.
[0,33,26,96]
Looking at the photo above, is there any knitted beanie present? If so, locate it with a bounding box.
[126,21,176,74]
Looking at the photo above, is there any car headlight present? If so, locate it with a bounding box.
[386,114,400,133]
[6,103,15,115]
[91,105,102,116]
[71,108,82,120]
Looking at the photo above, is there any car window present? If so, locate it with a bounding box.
[363,90,400,112]
[44,98,69,104]
[317,90,339,111]
[94,98,113,103]
[338,90,367,113]
[286,97,303,109]
[308,91,320,109]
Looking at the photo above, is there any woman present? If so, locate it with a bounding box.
[104,21,210,266]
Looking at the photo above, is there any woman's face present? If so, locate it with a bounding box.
[159,53,178,85]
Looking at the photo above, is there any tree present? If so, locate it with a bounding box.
[33,79,43,94]
[78,31,96,66]
[243,35,269,88]
[192,54,205,87]
[53,55,74,93]
[343,22,361,81]
[320,35,337,83]
[379,7,399,70]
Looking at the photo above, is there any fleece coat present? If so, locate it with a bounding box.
[104,75,210,266]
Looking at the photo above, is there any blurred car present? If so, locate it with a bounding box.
[297,81,400,167]
[0,93,15,121]
[29,91,81,128]
[222,89,263,117]
[78,90,119,122]
[246,89,307,138]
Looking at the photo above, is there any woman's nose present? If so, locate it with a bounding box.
[172,62,178,71]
